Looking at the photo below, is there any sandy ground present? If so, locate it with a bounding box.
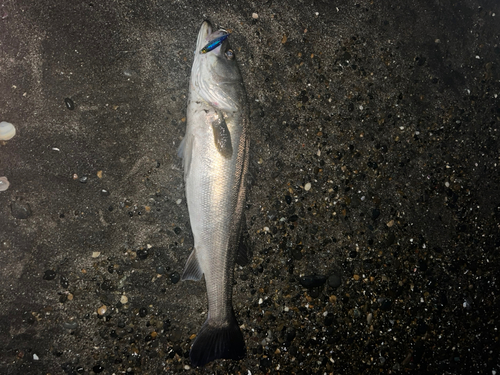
[1,0,499,374]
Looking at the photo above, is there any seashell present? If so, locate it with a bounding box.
[0,176,9,191]
[0,121,16,141]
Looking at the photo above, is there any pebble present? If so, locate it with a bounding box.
[63,321,79,330]
[299,275,327,288]
[97,305,107,315]
[170,271,180,284]
[33,354,39,361]
[291,246,303,260]
[137,249,149,260]
[92,252,101,258]
[43,270,56,280]
[0,176,9,191]
[367,313,373,324]
[10,201,32,219]
[79,176,88,183]
[139,307,148,317]
[60,275,69,288]
[304,182,311,191]
[252,12,258,19]
[0,121,16,140]
[64,98,75,110]
[327,273,341,288]
[380,298,392,311]
[120,295,128,304]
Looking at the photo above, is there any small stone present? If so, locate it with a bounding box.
[139,307,148,317]
[173,227,182,235]
[304,182,311,191]
[0,176,10,191]
[92,365,104,373]
[10,201,32,219]
[97,170,103,179]
[33,354,39,360]
[176,199,182,205]
[367,313,373,324]
[63,321,79,330]
[43,270,56,280]
[380,298,392,311]
[79,176,88,183]
[97,305,107,315]
[64,98,75,110]
[299,275,327,288]
[327,274,341,289]
[60,275,69,288]
[285,195,292,204]
[170,272,180,284]
[120,295,128,304]
[353,274,360,281]
[137,249,148,260]
[100,189,110,197]
[92,252,101,258]
[324,313,334,326]
[386,220,395,227]
[0,121,16,141]
[291,246,303,260]
[252,12,258,19]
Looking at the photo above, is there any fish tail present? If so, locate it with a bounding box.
[189,310,246,367]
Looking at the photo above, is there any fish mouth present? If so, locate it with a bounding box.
[196,20,213,52]
[196,20,228,54]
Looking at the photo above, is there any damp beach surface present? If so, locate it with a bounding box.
[0,1,499,374]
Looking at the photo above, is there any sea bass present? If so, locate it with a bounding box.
[178,20,249,367]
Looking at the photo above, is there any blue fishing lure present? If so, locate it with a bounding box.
[200,33,230,54]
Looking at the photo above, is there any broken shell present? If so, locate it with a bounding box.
[0,176,9,191]
[0,121,16,141]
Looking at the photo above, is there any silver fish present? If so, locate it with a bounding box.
[178,20,249,367]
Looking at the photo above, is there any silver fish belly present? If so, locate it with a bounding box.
[178,20,249,367]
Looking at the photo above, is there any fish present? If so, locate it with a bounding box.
[177,20,250,367]
[200,33,230,54]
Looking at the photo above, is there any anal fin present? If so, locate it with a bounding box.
[181,248,204,281]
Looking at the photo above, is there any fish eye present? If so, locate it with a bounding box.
[225,49,234,60]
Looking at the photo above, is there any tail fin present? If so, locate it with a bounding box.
[190,311,246,367]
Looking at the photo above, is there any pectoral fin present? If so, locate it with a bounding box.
[177,135,194,178]
[181,248,204,281]
[212,112,233,158]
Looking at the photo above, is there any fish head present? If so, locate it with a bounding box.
[192,21,243,112]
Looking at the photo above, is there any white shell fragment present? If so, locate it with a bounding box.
[0,121,16,141]
[0,176,9,191]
